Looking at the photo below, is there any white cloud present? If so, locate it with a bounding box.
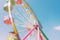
[54,26,60,30]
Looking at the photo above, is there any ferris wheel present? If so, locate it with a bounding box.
[3,0,48,40]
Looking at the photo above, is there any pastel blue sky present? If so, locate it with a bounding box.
[0,0,60,40]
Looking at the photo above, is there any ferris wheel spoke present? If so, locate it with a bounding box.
[21,3,35,22]
[18,29,26,33]
[17,4,33,25]
[12,9,29,25]
[12,5,33,26]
